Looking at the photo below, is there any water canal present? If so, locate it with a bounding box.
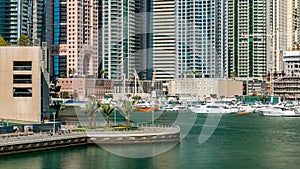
[1,112,300,169]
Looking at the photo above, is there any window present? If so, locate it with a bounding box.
[13,75,32,84]
[13,61,32,71]
[13,88,32,97]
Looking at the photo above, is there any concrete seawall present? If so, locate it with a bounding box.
[0,125,180,156]
[86,126,180,144]
[0,133,87,156]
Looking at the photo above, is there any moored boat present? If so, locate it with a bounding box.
[135,101,159,112]
[188,103,223,114]
[261,106,300,117]
[160,104,180,111]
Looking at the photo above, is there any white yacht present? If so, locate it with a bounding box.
[188,103,223,114]
[160,104,179,111]
[261,106,300,117]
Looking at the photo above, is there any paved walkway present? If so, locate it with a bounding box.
[0,124,180,146]
[0,132,86,146]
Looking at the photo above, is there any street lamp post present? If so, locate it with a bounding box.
[53,112,56,135]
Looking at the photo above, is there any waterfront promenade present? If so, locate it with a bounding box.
[0,132,86,147]
[0,124,180,155]
[85,124,180,144]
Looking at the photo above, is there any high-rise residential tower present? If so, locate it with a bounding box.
[150,0,228,81]
[273,0,298,71]
[100,0,140,80]
[228,0,268,81]
[0,0,45,45]
[228,0,299,79]
[176,0,228,78]
[286,0,298,50]
[150,0,176,81]
[49,0,98,80]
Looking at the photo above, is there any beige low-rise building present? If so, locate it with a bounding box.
[0,46,49,123]
[56,78,114,100]
[168,78,243,98]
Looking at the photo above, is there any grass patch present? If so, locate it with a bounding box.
[73,125,143,131]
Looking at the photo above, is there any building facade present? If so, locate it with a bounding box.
[100,0,146,80]
[270,0,298,73]
[0,0,45,45]
[50,0,98,80]
[0,47,49,123]
[56,78,114,100]
[176,0,228,78]
[168,78,243,98]
[228,0,268,81]
[282,50,300,75]
[150,0,176,81]
[273,76,300,100]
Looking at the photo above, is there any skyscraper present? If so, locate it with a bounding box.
[228,0,268,80]
[49,0,98,80]
[100,0,139,80]
[272,0,298,72]
[150,0,176,81]
[0,0,45,45]
[176,0,228,78]
[150,0,228,81]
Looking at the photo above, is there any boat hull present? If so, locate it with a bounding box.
[135,106,159,112]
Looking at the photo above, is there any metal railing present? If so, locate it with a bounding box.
[0,132,86,146]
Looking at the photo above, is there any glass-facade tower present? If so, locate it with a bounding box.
[228,0,268,80]
[176,0,228,78]
[51,0,67,80]
[50,0,99,81]
[150,0,176,81]
[0,0,45,45]
[101,0,143,80]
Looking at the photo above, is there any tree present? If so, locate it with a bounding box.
[0,36,8,46]
[230,71,237,78]
[132,95,141,103]
[262,95,267,104]
[49,100,64,121]
[18,34,31,46]
[68,68,73,76]
[68,68,76,77]
[220,95,225,101]
[71,92,78,100]
[81,98,101,128]
[98,69,105,78]
[118,100,135,130]
[101,104,115,127]
[60,91,70,99]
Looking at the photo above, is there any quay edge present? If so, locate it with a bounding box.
[0,127,180,156]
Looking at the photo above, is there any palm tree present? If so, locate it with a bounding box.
[99,69,105,78]
[118,100,135,130]
[132,95,141,103]
[81,98,101,128]
[101,104,115,127]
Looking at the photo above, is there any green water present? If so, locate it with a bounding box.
[1,113,300,169]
